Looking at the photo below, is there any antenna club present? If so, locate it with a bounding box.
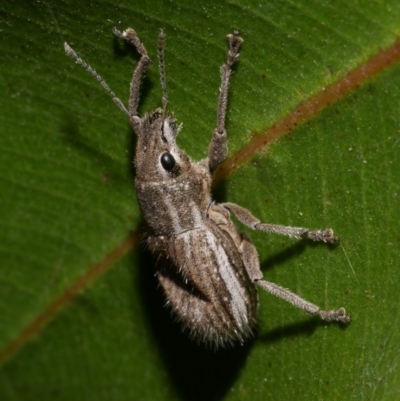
[158,29,166,49]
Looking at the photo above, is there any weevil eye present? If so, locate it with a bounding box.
[160,152,176,171]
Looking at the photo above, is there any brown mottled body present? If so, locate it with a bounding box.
[137,157,259,346]
[65,27,350,348]
[149,220,259,347]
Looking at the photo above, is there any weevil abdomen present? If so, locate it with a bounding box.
[148,222,259,347]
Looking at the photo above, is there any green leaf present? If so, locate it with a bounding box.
[1,1,400,400]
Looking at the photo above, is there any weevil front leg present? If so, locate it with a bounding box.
[222,202,339,243]
[64,27,152,119]
[208,32,244,172]
[113,27,152,117]
[239,233,350,323]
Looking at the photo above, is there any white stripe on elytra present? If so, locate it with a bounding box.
[205,230,248,328]
[181,230,204,324]
[181,231,193,268]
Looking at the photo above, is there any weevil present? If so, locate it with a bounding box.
[64,28,350,348]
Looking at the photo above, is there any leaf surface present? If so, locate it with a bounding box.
[1,1,400,400]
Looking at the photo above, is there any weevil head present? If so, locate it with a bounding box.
[131,109,191,182]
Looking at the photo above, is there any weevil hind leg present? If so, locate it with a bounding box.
[238,222,350,324]
[239,232,263,281]
[255,279,350,323]
[208,32,244,172]
[222,202,339,244]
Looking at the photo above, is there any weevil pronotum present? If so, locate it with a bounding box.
[64,28,350,348]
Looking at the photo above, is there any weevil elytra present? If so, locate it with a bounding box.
[64,28,350,348]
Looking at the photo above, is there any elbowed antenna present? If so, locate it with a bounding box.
[157,29,168,114]
[64,42,130,117]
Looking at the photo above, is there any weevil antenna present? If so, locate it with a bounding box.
[64,42,130,117]
[157,29,168,117]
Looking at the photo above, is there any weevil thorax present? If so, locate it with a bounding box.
[132,109,213,236]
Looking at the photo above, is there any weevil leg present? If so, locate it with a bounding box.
[239,233,350,323]
[238,232,263,280]
[256,279,350,323]
[208,32,244,172]
[113,27,152,117]
[222,202,339,243]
